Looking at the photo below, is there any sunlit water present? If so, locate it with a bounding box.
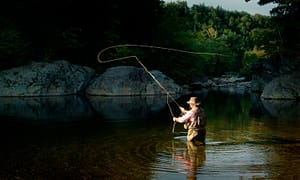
[0,91,299,179]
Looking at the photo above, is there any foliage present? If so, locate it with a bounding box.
[0,0,163,69]
[0,26,31,69]
[247,0,300,64]
[0,0,298,82]
[151,2,272,82]
[240,50,261,79]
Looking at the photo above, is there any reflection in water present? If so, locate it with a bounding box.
[261,99,300,118]
[171,140,206,179]
[87,95,168,120]
[0,96,94,121]
[0,91,299,179]
[0,95,169,121]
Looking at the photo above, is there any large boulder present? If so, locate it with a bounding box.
[261,72,300,100]
[86,66,182,96]
[250,58,296,93]
[0,60,95,96]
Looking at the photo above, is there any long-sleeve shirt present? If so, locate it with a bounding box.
[176,110,197,123]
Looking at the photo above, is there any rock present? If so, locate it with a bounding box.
[215,75,246,83]
[190,75,250,94]
[86,66,182,96]
[0,60,95,96]
[250,59,280,92]
[261,73,300,100]
[190,80,212,89]
[250,57,297,93]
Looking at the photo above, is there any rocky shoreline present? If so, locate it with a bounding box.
[0,60,299,120]
[0,60,182,97]
[0,60,299,100]
[189,75,251,94]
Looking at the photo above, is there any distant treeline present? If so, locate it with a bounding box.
[0,0,299,83]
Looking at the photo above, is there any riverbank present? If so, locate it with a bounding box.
[0,60,299,100]
[189,75,251,94]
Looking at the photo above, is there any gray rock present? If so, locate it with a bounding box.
[86,66,182,96]
[191,75,250,94]
[0,60,95,96]
[261,73,300,100]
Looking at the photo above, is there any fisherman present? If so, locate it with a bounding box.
[173,97,206,145]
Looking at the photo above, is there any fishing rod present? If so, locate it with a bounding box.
[97,44,228,133]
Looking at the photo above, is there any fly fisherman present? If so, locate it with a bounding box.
[173,97,206,145]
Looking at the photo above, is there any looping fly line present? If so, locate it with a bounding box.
[97,44,227,133]
[97,44,227,63]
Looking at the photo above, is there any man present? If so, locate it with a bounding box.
[173,97,206,145]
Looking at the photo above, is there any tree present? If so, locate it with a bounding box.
[0,0,164,69]
[245,0,300,65]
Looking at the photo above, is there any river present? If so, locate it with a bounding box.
[0,91,299,179]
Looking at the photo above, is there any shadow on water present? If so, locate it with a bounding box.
[0,95,174,179]
[0,91,299,179]
[86,95,170,120]
[0,95,94,122]
[0,95,170,122]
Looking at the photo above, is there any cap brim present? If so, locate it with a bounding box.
[186,101,200,105]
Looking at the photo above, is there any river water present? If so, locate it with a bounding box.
[0,91,299,179]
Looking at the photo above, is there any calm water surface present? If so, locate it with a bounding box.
[0,91,299,179]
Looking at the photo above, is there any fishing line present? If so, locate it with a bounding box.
[97,44,228,133]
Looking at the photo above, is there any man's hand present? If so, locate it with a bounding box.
[173,117,177,122]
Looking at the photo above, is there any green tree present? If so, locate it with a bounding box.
[0,0,164,68]
[0,25,31,69]
[246,0,300,65]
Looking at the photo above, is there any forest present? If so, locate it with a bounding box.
[0,0,299,84]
